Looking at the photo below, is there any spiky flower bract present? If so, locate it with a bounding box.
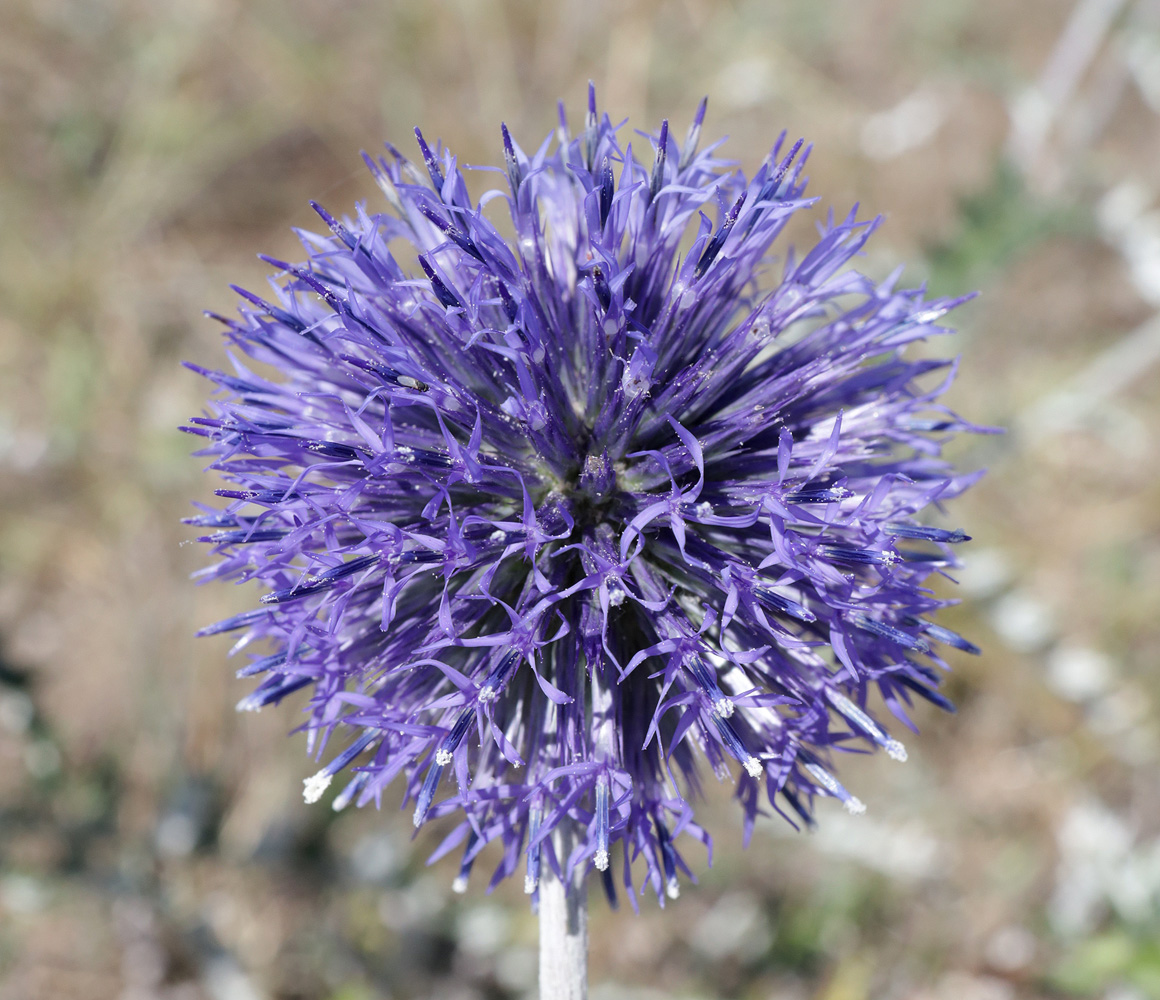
[185,86,983,906]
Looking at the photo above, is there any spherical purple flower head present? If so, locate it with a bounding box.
[185,86,985,907]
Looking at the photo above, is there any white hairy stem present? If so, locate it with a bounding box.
[539,824,588,1000]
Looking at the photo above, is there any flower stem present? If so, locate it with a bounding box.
[539,827,588,1000]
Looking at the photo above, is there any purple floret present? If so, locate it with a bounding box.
[185,88,985,907]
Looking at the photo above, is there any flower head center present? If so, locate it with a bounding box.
[565,451,620,529]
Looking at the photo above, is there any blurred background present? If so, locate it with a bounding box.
[2,1,1160,998]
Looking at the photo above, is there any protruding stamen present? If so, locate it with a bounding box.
[413,127,445,194]
[198,607,271,638]
[525,804,542,895]
[649,120,669,202]
[594,773,610,870]
[416,202,484,262]
[309,201,358,250]
[694,192,746,279]
[418,255,461,310]
[764,137,805,200]
[896,673,957,713]
[911,306,949,325]
[433,707,476,772]
[710,711,762,778]
[687,656,734,719]
[899,416,957,432]
[819,544,901,567]
[592,266,611,312]
[827,690,906,762]
[227,285,307,334]
[754,587,816,623]
[601,865,619,910]
[496,281,519,323]
[849,612,930,653]
[785,485,854,504]
[203,526,288,545]
[454,832,480,893]
[599,157,614,227]
[885,522,970,544]
[584,81,598,170]
[556,99,569,144]
[340,354,431,392]
[235,675,311,712]
[332,772,369,812]
[908,618,982,655]
[803,762,864,815]
[501,122,522,191]
[302,771,332,804]
[236,649,289,679]
[476,650,520,706]
[656,817,680,901]
[679,96,708,170]
[413,761,445,827]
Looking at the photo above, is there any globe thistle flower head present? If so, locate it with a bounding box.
[186,85,984,907]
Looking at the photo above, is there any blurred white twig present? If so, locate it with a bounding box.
[1018,311,1160,439]
[1007,0,1130,184]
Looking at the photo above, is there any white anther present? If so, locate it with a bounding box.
[594,849,610,871]
[478,685,498,704]
[489,529,506,542]
[666,878,680,900]
[884,739,908,762]
[524,875,537,895]
[696,501,713,519]
[302,771,332,804]
[435,748,453,766]
[607,586,626,607]
[712,697,735,719]
[843,797,867,816]
[452,875,469,894]
[743,756,764,778]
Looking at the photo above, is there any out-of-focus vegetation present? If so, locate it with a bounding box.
[2,2,1160,998]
